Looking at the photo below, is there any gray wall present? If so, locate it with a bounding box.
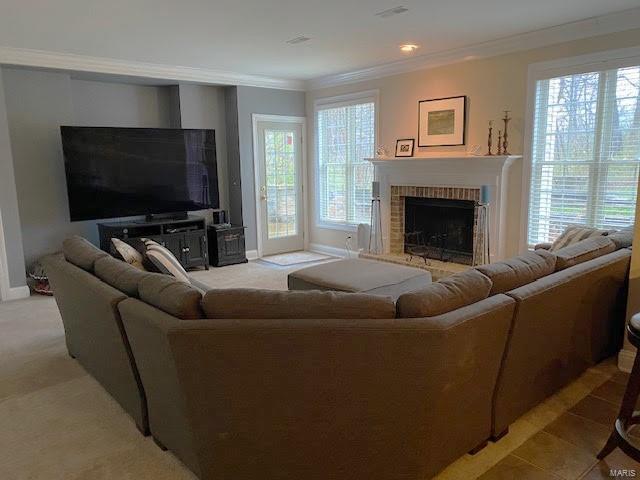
[71,79,174,127]
[2,68,77,270]
[0,69,27,288]
[235,86,305,251]
[224,87,242,226]
[1,69,179,268]
[178,84,229,214]
[0,66,304,277]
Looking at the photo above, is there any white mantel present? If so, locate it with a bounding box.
[367,154,522,261]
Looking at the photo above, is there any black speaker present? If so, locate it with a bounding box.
[213,210,227,224]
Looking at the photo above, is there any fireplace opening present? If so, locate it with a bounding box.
[404,197,475,265]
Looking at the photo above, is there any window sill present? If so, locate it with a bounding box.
[316,222,360,233]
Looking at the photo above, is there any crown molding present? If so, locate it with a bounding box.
[0,47,305,91]
[306,7,640,90]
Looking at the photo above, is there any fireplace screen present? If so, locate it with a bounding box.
[404,196,475,265]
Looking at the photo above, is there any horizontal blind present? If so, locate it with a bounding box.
[528,65,640,245]
[317,100,375,226]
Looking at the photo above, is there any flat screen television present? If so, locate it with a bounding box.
[61,126,219,221]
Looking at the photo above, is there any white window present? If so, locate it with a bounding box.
[315,93,376,228]
[528,64,640,245]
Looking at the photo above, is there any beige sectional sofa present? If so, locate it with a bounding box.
[43,234,631,480]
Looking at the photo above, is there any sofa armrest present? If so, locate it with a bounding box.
[121,294,515,480]
[533,242,553,250]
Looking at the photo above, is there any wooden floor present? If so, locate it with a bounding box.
[479,371,640,479]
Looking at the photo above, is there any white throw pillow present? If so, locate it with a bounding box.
[111,238,146,270]
[549,225,611,252]
[145,243,191,284]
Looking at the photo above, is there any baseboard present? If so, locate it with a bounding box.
[308,243,351,258]
[5,285,30,301]
[618,348,636,373]
[246,250,259,261]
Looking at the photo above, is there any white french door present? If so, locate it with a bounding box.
[253,116,305,256]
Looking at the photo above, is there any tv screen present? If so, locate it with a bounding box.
[61,126,219,221]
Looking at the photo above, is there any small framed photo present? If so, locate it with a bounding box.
[418,95,466,147]
[395,138,415,157]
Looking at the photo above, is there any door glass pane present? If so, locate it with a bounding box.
[264,129,297,239]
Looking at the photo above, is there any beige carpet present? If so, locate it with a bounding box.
[0,260,621,479]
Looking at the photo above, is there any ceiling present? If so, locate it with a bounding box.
[0,0,638,82]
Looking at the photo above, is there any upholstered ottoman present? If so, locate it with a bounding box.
[287,258,431,299]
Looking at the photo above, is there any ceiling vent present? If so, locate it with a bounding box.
[375,6,408,18]
[286,36,311,45]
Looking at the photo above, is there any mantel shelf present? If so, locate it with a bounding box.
[368,154,522,165]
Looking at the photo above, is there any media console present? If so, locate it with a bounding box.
[98,215,209,271]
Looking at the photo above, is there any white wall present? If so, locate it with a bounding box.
[305,27,640,254]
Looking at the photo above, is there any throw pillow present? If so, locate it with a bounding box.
[144,243,191,283]
[608,225,634,250]
[554,236,616,270]
[549,225,611,252]
[111,238,146,270]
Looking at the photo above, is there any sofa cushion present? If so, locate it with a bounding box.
[549,225,610,252]
[397,269,492,318]
[62,236,109,272]
[475,250,557,295]
[94,256,153,297]
[608,226,634,250]
[554,236,616,271]
[202,289,396,320]
[138,273,203,319]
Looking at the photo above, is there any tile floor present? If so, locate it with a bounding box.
[478,371,640,479]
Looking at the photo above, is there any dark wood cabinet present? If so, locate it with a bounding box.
[98,216,209,271]
[184,231,208,268]
[208,225,247,267]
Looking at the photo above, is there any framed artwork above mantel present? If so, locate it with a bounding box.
[418,95,466,147]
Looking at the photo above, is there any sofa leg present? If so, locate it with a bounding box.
[153,436,168,451]
[490,427,509,442]
[68,352,76,359]
[468,440,488,455]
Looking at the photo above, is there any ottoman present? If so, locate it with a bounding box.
[287,258,431,299]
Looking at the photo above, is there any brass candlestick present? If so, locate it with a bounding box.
[487,121,493,155]
[502,110,511,155]
[497,131,503,155]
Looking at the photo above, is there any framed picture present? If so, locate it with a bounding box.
[418,95,466,147]
[395,139,414,157]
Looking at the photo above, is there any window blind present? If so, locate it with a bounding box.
[316,100,375,227]
[528,65,640,245]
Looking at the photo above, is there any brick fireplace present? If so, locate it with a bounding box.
[390,185,481,265]
[367,154,522,264]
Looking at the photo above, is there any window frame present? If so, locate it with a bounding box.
[313,90,379,231]
[520,46,640,251]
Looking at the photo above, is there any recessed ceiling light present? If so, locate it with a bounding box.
[375,6,409,18]
[286,36,311,45]
[400,44,419,53]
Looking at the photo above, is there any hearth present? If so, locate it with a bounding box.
[404,197,475,265]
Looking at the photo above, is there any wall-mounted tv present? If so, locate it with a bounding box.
[61,127,219,221]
